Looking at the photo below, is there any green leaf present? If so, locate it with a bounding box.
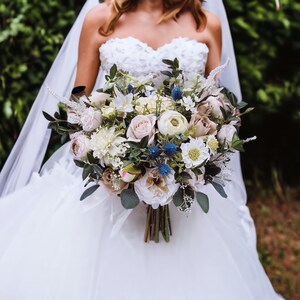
[42,111,55,121]
[120,189,140,209]
[74,159,85,168]
[173,187,184,207]
[174,58,179,69]
[110,64,117,78]
[82,164,93,180]
[61,133,68,144]
[196,192,209,213]
[210,181,228,198]
[93,164,103,176]
[162,59,174,66]
[179,171,193,180]
[160,70,173,77]
[80,184,100,201]
[237,101,248,109]
[140,135,149,148]
[122,163,142,175]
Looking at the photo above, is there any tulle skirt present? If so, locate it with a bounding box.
[0,143,282,300]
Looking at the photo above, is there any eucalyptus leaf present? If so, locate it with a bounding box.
[82,164,93,180]
[93,164,103,176]
[211,181,228,198]
[80,184,100,201]
[173,187,184,207]
[179,171,193,180]
[196,192,209,213]
[120,189,140,209]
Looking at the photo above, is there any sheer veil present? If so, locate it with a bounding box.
[0,0,245,197]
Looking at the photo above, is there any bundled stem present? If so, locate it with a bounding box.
[144,204,172,243]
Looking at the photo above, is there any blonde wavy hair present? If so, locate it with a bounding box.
[100,0,207,36]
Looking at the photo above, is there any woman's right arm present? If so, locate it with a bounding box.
[74,4,109,95]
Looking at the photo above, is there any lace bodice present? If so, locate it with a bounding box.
[99,37,209,77]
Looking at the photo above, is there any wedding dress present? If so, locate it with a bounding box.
[0,33,283,299]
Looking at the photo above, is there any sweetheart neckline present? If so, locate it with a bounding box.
[99,36,209,53]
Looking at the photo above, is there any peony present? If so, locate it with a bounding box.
[70,135,90,160]
[158,111,188,136]
[134,168,179,209]
[127,115,156,143]
[80,107,102,132]
[89,91,110,108]
[189,114,217,138]
[181,138,210,168]
[217,124,237,147]
[135,95,174,115]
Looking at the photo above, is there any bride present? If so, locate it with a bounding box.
[0,0,283,299]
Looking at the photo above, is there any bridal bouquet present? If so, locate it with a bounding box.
[44,58,254,243]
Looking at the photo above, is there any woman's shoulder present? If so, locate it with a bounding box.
[202,9,222,35]
[84,3,111,28]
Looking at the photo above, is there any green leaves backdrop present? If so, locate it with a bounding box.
[1,0,299,187]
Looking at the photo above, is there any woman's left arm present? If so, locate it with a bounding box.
[205,12,222,75]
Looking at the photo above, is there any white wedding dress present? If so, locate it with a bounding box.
[0,36,282,300]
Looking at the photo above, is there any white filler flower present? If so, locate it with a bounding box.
[181,138,210,168]
[113,88,134,113]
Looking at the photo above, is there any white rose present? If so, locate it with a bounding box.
[89,91,110,108]
[80,107,102,132]
[134,168,179,209]
[217,124,237,147]
[70,135,90,160]
[126,114,156,143]
[135,95,174,114]
[158,111,188,136]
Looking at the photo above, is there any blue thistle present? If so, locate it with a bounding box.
[171,87,183,100]
[149,146,160,159]
[127,84,134,93]
[158,164,171,176]
[164,143,177,156]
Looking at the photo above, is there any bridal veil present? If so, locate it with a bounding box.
[0,0,244,197]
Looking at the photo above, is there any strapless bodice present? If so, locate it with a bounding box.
[99,36,209,77]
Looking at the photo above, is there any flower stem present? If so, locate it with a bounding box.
[155,208,160,243]
[144,205,152,243]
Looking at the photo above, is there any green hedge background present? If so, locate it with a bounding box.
[0,1,300,297]
[1,0,299,187]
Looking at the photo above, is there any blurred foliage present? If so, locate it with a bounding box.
[1,0,300,188]
[224,0,300,186]
[0,0,85,164]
